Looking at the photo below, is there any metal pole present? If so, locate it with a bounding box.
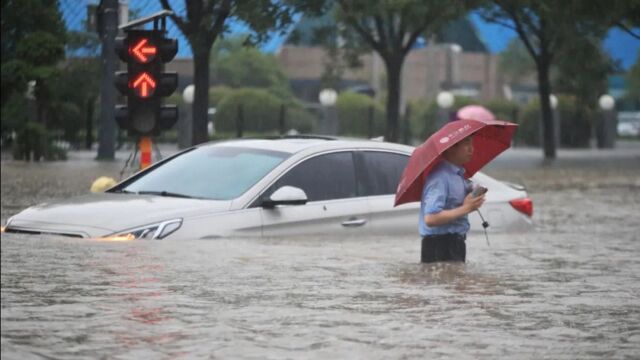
[236,104,244,138]
[97,0,118,160]
[368,105,374,138]
[279,104,286,135]
[403,104,412,145]
[85,97,94,149]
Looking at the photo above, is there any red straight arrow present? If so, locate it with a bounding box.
[131,72,156,98]
[130,38,157,63]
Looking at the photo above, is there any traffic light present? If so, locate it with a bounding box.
[114,29,178,136]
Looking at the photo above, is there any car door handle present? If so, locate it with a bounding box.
[341,218,367,227]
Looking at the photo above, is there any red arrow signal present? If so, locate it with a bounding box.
[129,38,157,63]
[130,72,156,98]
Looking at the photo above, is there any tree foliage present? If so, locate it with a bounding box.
[480,0,631,158]
[626,52,640,104]
[499,38,535,83]
[210,36,293,98]
[1,0,66,109]
[160,0,299,145]
[331,0,467,142]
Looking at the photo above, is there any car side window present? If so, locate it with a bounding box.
[356,151,409,196]
[263,152,357,203]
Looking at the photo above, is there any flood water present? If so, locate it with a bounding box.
[2,146,640,359]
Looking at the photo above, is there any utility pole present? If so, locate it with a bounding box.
[97,0,119,160]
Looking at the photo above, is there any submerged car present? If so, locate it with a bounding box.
[2,136,533,240]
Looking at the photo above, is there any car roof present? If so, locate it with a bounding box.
[196,136,415,155]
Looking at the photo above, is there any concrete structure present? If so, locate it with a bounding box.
[275,45,522,107]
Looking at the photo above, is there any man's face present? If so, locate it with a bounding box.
[444,136,474,165]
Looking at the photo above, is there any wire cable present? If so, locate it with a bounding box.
[476,209,490,246]
[119,141,138,181]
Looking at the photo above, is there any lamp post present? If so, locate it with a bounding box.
[597,94,616,149]
[549,94,561,149]
[180,85,194,149]
[318,88,338,135]
[436,91,454,130]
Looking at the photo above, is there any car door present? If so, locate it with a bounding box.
[355,151,418,237]
[257,151,371,238]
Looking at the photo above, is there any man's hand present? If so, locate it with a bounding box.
[424,193,486,227]
[462,192,485,214]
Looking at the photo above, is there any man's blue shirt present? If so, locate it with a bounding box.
[419,160,472,237]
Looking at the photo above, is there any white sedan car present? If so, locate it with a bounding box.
[2,136,533,240]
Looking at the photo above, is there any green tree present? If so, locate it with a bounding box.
[481,0,638,159]
[553,38,617,116]
[499,38,535,83]
[331,0,467,142]
[626,52,640,107]
[160,0,297,145]
[1,0,66,116]
[53,30,102,148]
[211,36,293,98]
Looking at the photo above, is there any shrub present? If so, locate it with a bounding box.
[517,101,541,146]
[335,91,385,137]
[484,99,520,122]
[557,95,593,148]
[408,96,481,141]
[214,87,313,134]
[11,122,66,161]
[408,99,438,141]
[515,96,593,148]
[209,85,234,107]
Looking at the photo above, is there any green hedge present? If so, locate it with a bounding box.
[12,122,67,161]
[336,91,385,137]
[214,87,314,134]
[408,96,478,140]
[557,95,593,148]
[407,99,438,140]
[517,96,593,148]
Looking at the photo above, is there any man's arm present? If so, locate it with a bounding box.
[424,193,485,227]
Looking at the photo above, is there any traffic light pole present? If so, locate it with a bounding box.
[97,0,118,160]
[112,11,178,169]
[139,136,153,169]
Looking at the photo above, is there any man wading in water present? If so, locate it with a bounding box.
[419,135,486,263]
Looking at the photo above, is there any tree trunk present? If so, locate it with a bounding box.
[537,59,556,159]
[384,57,403,143]
[191,48,210,146]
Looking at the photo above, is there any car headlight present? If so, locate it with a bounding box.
[105,218,182,241]
[1,216,15,233]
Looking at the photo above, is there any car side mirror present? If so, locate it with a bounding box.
[261,186,308,208]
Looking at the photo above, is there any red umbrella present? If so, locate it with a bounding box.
[394,117,518,206]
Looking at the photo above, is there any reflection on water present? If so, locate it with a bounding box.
[2,152,640,359]
[2,224,639,359]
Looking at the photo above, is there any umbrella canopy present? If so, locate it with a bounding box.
[394,117,518,207]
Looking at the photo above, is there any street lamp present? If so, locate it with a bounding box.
[549,94,560,148]
[436,91,454,109]
[549,94,558,110]
[597,94,616,148]
[598,94,615,111]
[179,84,195,148]
[182,84,194,104]
[436,91,454,129]
[319,88,337,106]
[318,88,338,135]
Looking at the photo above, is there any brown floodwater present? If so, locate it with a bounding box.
[2,145,639,359]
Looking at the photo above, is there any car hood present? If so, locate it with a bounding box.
[7,192,232,237]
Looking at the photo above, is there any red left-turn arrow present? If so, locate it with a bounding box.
[130,38,157,63]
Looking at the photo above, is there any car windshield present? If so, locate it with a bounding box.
[122,146,290,200]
